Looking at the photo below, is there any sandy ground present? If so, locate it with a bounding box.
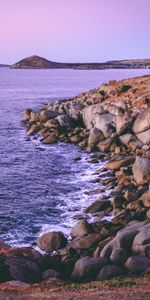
[0,276,150,300]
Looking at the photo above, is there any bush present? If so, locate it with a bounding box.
[99,90,105,97]
[120,85,132,93]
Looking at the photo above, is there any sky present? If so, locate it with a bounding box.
[0,0,150,64]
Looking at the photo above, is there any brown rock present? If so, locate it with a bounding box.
[37,231,67,251]
[106,155,135,170]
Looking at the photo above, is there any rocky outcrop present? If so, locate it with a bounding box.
[5,74,149,285]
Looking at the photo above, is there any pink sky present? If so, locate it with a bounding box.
[0,0,150,64]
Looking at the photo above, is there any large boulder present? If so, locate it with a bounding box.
[65,104,83,121]
[125,256,150,274]
[85,200,112,214]
[100,221,146,260]
[71,256,107,281]
[56,114,73,129]
[93,113,115,138]
[88,128,104,146]
[70,220,92,239]
[37,231,67,251]
[4,256,41,283]
[132,108,150,134]
[110,248,128,266]
[105,155,135,170]
[132,156,150,185]
[82,104,104,129]
[132,223,150,256]
[96,265,125,280]
[68,233,102,250]
[116,113,133,136]
[40,110,58,121]
[30,111,40,122]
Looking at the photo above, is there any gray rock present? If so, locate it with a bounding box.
[116,113,133,135]
[82,104,104,129]
[70,220,92,239]
[56,114,73,129]
[125,256,150,274]
[37,231,67,251]
[96,264,125,280]
[132,156,150,185]
[93,113,115,138]
[88,127,104,146]
[110,248,128,265]
[132,108,150,134]
[71,256,107,280]
[100,221,147,260]
[40,109,58,121]
[132,223,150,256]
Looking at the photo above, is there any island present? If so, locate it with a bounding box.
[10,55,150,69]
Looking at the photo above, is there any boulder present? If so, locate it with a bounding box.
[27,124,41,135]
[84,200,111,214]
[44,119,60,129]
[119,133,134,146]
[110,248,128,265]
[56,114,73,129]
[136,129,150,145]
[82,104,103,129]
[125,256,150,274]
[40,110,58,121]
[93,113,115,138]
[30,111,40,122]
[132,108,150,134]
[97,138,113,152]
[116,113,133,135]
[68,233,102,250]
[4,256,41,283]
[88,128,104,146]
[132,156,150,185]
[70,220,92,239]
[100,221,146,260]
[71,256,107,281]
[106,155,135,170]
[37,231,67,251]
[96,265,125,280]
[23,109,32,121]
[65,104,83,121]
[42,133,58,144]
[4,247,44,267]
[132,223,150,256]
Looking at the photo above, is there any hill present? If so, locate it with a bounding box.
[10,55,150,69]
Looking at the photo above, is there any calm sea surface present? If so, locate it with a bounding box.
[0,68,149,246]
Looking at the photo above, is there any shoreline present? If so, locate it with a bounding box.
[0,74,150,288]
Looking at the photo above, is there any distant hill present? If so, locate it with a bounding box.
[0,64,9,68]
[10,55,150,70]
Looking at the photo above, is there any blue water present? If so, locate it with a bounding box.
[0,68,149,246]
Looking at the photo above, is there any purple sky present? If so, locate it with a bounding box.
[0,0,150,64]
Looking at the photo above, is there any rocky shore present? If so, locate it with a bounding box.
[0,75,150,287]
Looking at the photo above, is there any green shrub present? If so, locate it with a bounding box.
[99,90,105,97]
[120,85,132,93]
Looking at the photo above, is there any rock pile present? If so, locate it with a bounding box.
[1,75,150,284]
